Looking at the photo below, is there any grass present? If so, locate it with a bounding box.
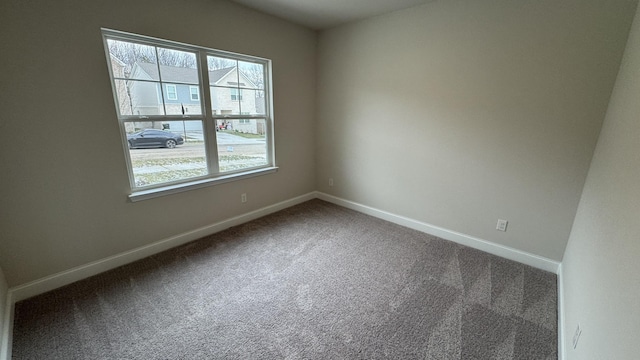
[219,154,267,172]
[219,154,263,161]
[134,169,208,187]
[132,155,266,186]
[219,130,265,139]
[131,157,206,167]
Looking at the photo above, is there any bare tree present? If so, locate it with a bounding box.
[208,56,235,71]
[158,48,197,68]
[107,39,157,75]
[240,62,264,92]
[108,39,198,74]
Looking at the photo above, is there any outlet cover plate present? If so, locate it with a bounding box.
[496,219,508,232]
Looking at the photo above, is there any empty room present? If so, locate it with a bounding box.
[1,0,639,359]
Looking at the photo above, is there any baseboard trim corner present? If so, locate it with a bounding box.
[316,192,560,273]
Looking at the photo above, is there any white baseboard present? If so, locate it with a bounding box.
[317,193,566,358]
[8,191,316,303]
[1,190,563,360]
[0,191,316,360]
[0,292,13,360]
[557,263,566,359]
[316,192,561,273]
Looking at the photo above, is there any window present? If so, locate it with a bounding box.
[166,84,178,100]
[103,29,275,200]
[189,86,199,101]
[230,88,243,101]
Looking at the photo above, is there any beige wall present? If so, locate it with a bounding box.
[561,3,640,358]
[0,0,317,286]
[316,0,636,261]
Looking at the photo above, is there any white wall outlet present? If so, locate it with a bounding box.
[241,193,247,203]
[329,178,334,187]
[573,323,582,349]
[496,219,508,232]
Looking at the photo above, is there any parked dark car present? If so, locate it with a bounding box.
[127,129,184,149]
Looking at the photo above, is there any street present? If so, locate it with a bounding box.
[129,132,267,161]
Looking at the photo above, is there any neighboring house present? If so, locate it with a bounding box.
[125,62,263,134]
[109,55,132,117]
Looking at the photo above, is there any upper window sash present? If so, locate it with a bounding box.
[103,30,271,121]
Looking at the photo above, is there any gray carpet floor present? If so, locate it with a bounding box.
[12,199,557,359]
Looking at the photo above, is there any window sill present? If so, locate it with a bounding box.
[129,166,278,202]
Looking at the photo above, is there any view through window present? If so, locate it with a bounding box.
[103,29,273,193]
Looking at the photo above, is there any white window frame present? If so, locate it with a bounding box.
[189,86,200,101]
[166,84,178,100]
[230,88,243,101]
[102,29,277,201]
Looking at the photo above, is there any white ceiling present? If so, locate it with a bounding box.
[231,0,433,30]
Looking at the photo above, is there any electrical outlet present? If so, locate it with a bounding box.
[329,178,334,187]
[496,219,508,232]
[241,193,247,203]
[573,323,582,349]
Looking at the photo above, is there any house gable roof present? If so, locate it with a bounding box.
[210,67,235,84]
[135,63,243,86]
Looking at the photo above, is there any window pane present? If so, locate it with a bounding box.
[210,86,240,115]
[126,121,207,188]
[115,80,164,116]
[162,83,202,115]
[216,119,268,172]
[107,39,159,80]
[158,48,199,84]
[238,61,264,90]
[166,84,177,100]
[230,88,242,101]
[189,86,199,101]
[207,56,236,85]
[239,88,266,115]
[207,56,238,87]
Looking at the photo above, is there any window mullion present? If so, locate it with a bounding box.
[235,60,242,114]
[199,51,219,174]
[121,120,138,191]
[154,47,168,116]
[264,62,274,167]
